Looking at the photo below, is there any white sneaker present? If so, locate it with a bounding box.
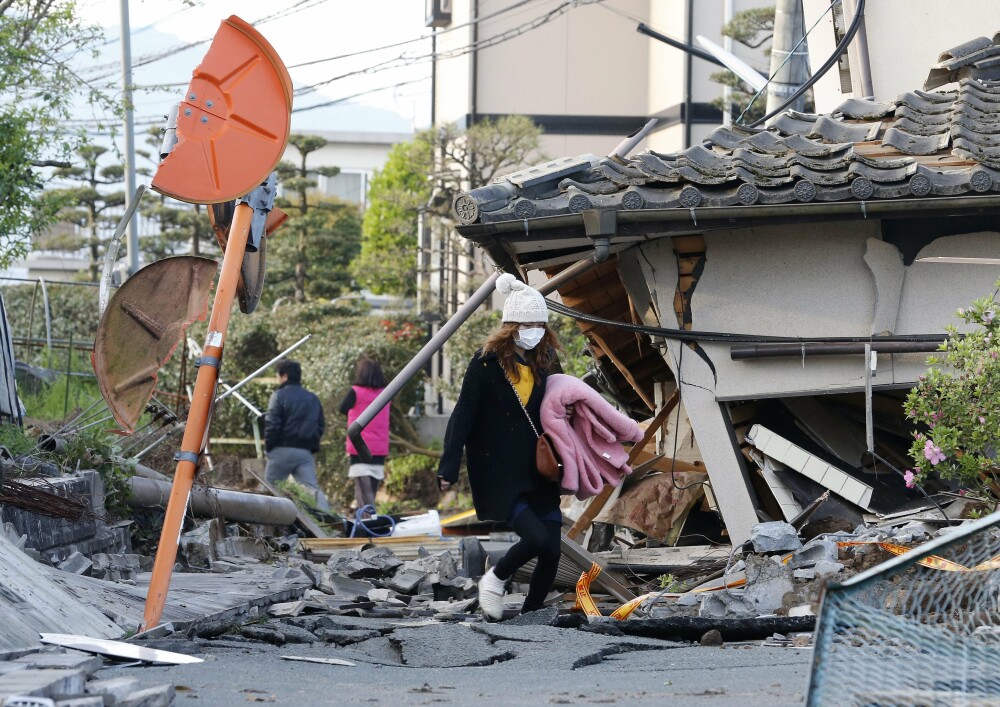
[478,568,506,621]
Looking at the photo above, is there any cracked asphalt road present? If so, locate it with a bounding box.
[103,619,812,705]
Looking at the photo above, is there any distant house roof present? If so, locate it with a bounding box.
[452,35,1000,234]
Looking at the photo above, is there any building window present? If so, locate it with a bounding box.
[320,171,369,207]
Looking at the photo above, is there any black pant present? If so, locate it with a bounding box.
[492,507,562,613]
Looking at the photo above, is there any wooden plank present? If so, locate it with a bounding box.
[670,235,706,254]
[565,392,679,542]
[587,331,656,410]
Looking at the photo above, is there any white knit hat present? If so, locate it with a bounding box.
[497,273,549,323]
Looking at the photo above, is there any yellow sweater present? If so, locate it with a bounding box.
[510,363,534,405]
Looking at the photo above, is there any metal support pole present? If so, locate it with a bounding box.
[38,277,52,368]
[348,271,500,460]
[142,201,252,630]
[119,0,140,276]
[214,335,310,403]
[348,255,604,460]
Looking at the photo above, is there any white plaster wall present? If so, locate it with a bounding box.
[694,222,880,337]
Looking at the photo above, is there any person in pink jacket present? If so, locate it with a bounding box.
[339,357,390,518]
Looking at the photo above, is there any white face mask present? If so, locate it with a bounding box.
[514,327,545,350]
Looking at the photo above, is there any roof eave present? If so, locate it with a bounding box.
[455,194,1000,244]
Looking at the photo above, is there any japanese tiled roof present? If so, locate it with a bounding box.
[453,37,1000,227]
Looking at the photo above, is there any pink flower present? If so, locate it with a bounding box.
[992,351,999,360]
[958,308,966,316]
[904,470,916,489]
[923,440,946,465]
[959,489,967,497]
[980,416,986,424]
[985,311,995,324]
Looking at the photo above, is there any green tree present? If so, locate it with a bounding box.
[272,134,359,302]
[354,116,543,297]
[710,6,775,124]
[42,144,125,281]
[352,137,433,297]
[137,127,216,262]
[0,1,108,267]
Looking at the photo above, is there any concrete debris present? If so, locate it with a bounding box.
[0,646,175,706]
[750,521,803,554]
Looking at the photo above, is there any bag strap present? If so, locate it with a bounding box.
[502,364,540,439]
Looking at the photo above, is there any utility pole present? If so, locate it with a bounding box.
[723,0,734,126]
[765,0,808,118]
[119,0,140,276]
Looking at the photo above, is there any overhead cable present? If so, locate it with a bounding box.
[747,0,866,127]
[546,299,947,346]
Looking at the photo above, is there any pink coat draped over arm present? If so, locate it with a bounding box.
[540,374,643,499]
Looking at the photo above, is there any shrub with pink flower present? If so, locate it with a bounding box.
[905,282,1000,504]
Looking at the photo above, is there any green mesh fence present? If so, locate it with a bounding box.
[807,510,1000,706]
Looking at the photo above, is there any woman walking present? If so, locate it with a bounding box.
[437,273,567,620]
[340,357,389,518]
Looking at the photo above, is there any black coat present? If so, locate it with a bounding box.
[437,350,560,522]
[265,383,325,453]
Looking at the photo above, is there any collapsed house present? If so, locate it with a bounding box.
[450,34,1000,545]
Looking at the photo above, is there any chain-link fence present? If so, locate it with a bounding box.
[808,510,1000,706]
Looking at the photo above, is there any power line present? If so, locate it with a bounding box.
[292,77,430,113]
[286,0,536,70]
[294,0,602,97]
[92,0,218,49]
[81,0,330,79]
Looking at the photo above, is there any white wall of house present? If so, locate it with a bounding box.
[285,130,411,209]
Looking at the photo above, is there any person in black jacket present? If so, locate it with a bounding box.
[264,360,328,510]
[437,273,570,620]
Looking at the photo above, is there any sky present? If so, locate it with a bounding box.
[73,0,435,137]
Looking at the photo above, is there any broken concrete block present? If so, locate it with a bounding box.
[314,627,381,645]
[56,696,105,707]
[698,592,755,618]
[789,539,839,569]
[0,668,87,699]
[270,623,318,644]
[676,593,700,607]
[386,568,427,594]
[239,625,286,645]
[359,547,403,573]
[793,568,816,580]
[15,652,102,674]
[118,684,175,707]
[215,536,269,561]
[750,521,802,554]
[320,575,375,600]
[700,629,723,646]
[743,555,794,615]
[891,521,935,544]
[87,676,142,704]
[432,576,476,602]
[788,605,814,617]
[367,588,392,602]
[58,551,93,576]
[179,519,222,569]
[813,560,844,577]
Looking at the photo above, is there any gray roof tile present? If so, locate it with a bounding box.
[452,44,1000,226]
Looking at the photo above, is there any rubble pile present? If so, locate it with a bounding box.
[0,648,175,707]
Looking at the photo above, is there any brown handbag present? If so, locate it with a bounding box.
[506,373,563,483]
[534,431,563,484]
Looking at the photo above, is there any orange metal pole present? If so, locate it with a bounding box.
[141,202,253,630]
